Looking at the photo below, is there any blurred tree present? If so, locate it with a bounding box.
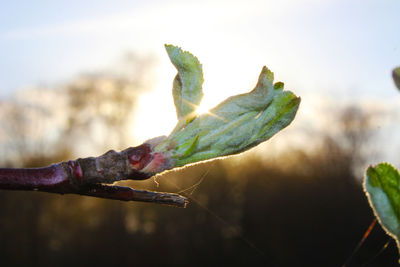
[0,101,397,266]
[63,53,155,154]
[0,53,396,266]
[0,53,155,167]
[0,52,156,266]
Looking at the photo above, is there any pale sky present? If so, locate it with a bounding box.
[1,0,399,96]
[1,0,400,144]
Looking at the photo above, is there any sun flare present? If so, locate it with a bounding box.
[132,43,261,143]
[195,102,211,115]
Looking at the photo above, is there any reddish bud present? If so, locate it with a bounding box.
[67,161,83,179]
[128,144,152,171]
[141,153,166,174]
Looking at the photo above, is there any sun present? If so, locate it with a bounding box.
[131,47,257,143]
[195,102,212,115]
[133,88,222,143]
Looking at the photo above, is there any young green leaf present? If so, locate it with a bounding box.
[154,61,300,167]
[165,44,204,121]
[393,67,400,90]
[364,163,400,256]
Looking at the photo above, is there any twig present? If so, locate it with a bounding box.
[0,143,187,208]
[74,184,188,207]
[0,44,300,208]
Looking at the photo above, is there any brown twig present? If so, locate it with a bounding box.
[0,143,188,208]
[74,184,188,207]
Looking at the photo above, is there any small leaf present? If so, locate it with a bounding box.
[155,65,300,167]
[364,163,400,256]
[165,44,204,120]
[393,67,400,91]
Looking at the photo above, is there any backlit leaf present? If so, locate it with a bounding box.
[364,163,400,256]
[165,44,204,121]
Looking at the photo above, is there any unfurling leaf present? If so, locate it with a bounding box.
[393,67,400,91]
[154,47,300,167]
[165,44,204,121]
[364,163,400,256]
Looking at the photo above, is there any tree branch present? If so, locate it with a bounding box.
[0,143,187,208]
[73,184,187,207]
[0,44,300,208]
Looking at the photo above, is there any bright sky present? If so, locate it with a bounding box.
[1,0,400,142]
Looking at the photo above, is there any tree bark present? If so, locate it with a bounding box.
[0,143,187,208]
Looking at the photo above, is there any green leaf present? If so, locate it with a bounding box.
[393,67,400,91]
[154,60,300,167]
[364,163,400,255]
[165,44,204,121]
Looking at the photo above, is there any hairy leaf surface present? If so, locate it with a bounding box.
[165,44,204,121]
[155,47,300,167]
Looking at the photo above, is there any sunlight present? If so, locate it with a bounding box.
[195,102,211,115]
[132,75,237,143]
[132,91,175,143]
[128,0,311,144]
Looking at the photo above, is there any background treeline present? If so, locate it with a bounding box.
[0,56,398,266]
